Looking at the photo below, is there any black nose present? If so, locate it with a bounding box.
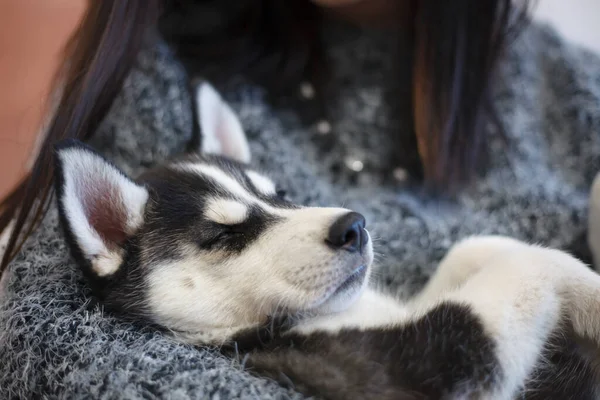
[326,212,367,253]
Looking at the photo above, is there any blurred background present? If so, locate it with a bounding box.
[535,0,600,53]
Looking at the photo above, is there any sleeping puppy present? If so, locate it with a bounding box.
[55,83,600,399]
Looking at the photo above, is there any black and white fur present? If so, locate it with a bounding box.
[55,83,600,399]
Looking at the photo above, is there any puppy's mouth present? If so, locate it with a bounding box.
[310,258,371,314]
[332,264,368,296]
[303,230,374,314]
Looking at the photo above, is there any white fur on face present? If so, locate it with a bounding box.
[178,162,284,216]
[204,198,248,225]
[57,147,148,277]
[179,163,258,206]
[246,170,276,196]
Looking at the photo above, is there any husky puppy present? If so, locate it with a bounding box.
[55,83,600,399]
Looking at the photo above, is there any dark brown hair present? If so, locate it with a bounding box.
[413,1,530,185]
[0,0,532,276]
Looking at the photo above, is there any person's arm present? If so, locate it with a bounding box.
[0,0,85,201]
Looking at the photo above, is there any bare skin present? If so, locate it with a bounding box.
[0,1,86,202]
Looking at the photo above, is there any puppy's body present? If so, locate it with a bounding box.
[55,84,600,399]
[235,240,600,400]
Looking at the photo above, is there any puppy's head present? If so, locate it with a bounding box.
[54,83,373,342]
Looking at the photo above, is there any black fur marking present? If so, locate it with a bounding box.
[137,166,283,258]
[229,303,501,400]
[521,327,599,400]
[198,205,281,253]
[229,307,600,399]
[226,315,296,352]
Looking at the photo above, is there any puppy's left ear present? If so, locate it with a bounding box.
[54,141,149,278]
[196,82,251,164]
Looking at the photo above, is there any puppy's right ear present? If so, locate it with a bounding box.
[196,82,251,164]
[54,140,148,278]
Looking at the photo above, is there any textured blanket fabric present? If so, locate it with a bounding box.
[1,21,600,399]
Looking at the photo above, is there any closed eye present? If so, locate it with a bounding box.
[214,230,243,242]
[216,223,245,236]
[201,224,246,248]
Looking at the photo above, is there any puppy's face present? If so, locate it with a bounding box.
[54,84,373,342]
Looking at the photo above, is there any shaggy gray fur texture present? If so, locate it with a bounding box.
[1,21,600,399]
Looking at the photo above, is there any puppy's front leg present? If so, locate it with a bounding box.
[413,236,529,306]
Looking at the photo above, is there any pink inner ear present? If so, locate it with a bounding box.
[80,180,128,249]
[216,118,235,158]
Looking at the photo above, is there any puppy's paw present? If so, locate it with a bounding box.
[418,236,530,301]
[441,236,528,274]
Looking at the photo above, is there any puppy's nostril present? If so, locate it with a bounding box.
[326,212,366,253]
[343,230,357,247]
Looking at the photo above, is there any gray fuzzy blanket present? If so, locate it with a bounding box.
[1,21,600,399]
